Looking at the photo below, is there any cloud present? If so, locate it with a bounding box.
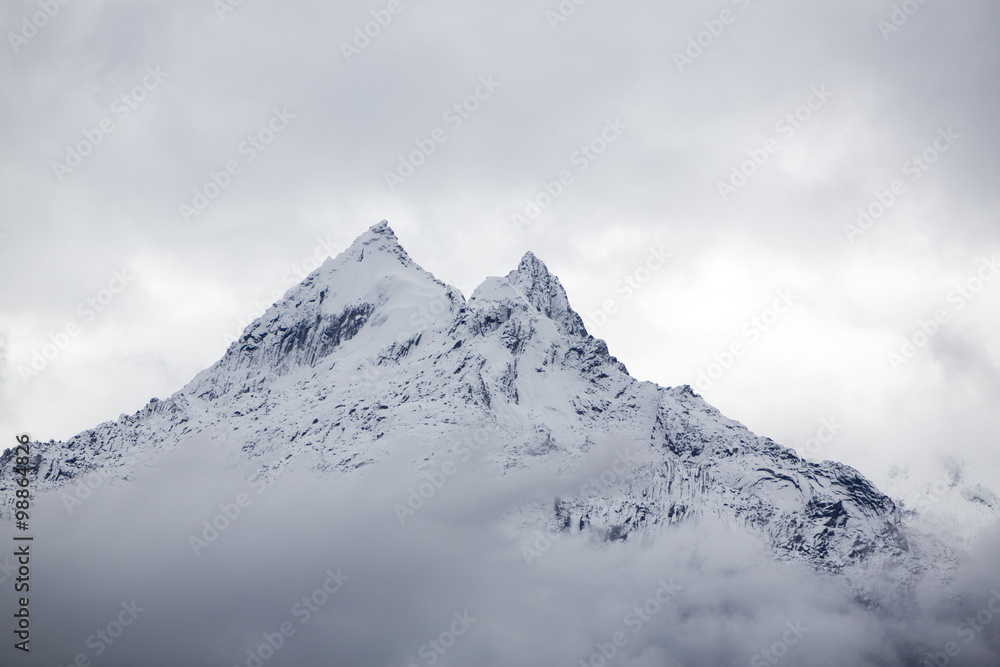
[1,2,999,661]
[5,435,998,666]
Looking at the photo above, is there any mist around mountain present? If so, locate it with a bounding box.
[2,222,998,666]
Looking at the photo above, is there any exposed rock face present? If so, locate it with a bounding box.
[0,221,955,599]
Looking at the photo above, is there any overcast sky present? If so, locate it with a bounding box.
[2,0,999,502]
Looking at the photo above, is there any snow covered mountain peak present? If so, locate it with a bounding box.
[469,250,588,340]
[337,219,410,266]
[507,251,589,338]
[0,221,961,603]
[184,219,463,398]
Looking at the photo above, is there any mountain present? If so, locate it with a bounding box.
[0,221,958,601]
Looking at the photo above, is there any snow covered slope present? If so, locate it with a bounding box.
[0,221,964,598]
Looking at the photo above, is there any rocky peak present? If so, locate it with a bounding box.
[508,252,588,337]
[468,251,589,339]
[336,219,412,267]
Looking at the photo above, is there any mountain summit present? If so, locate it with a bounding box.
[501,251,589,338]
[0,221,953,601]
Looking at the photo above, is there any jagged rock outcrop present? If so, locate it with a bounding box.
[0,221,956,599]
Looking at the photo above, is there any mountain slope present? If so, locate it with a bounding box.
[0,221,956,599]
